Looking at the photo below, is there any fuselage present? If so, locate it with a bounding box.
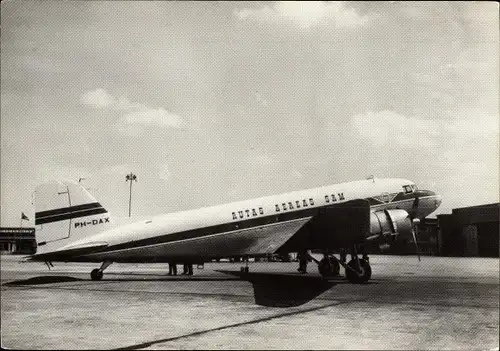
[55,178,441,263]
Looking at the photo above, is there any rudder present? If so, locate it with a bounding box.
[34,181,114,255]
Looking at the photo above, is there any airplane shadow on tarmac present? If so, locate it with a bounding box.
[217,270,341,307]
[4,275,240,284]
[5,272,353,308]
[5,276,85,285]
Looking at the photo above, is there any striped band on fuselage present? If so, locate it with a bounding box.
[90,192,427,256]
[92,204,321,256]
[35,202,107,225]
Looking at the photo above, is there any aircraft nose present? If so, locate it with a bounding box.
[416,189,435,197]
[434,194,442,209]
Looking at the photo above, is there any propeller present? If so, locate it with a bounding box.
[410,196,421,262]
[412,218,421,261]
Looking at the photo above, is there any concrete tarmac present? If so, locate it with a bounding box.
[1,255,498,350]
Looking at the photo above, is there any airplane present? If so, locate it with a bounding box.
[28,177,442,283]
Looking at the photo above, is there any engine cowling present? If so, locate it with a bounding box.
[368,209,413,247]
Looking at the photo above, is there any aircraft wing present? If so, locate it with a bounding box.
[236,217,313,255]
[275,199,371,253]
[199,200,370,257]
[116,217,316,260]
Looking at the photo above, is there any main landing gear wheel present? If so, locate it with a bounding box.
[90,268,103,281]
[90,261,112,281]
[345,258,371,283]
[318,257,340,278]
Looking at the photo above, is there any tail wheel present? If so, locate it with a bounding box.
[90,268,103,281]
[318,257,340,278]
[346,258,371,283]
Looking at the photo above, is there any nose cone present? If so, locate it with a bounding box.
[414,190,442,217]
[417,190,442,207]
[434,194,442,209]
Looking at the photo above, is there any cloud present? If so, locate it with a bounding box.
[80,89,184,133]
[255,92,268,106]
[352,110,440,148]
[444,110,498,141]
[291,169,303,179]
[352,109,499,150]
[114,96,144,111]
[80,88,116,108]
[234,1,368,29]
[251,153,275,166]
[121,108,183,129]
[158,164,171,181]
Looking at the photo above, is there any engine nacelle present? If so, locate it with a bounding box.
[369,209,413,245]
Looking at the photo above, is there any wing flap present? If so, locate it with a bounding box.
[240,217,312,255]
[78,219,312,262]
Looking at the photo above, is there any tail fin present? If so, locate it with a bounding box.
[34,181,114,255]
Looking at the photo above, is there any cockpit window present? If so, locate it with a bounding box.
[403,185,413,194]
[411,184,418,191]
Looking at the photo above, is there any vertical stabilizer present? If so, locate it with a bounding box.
[34,181,114,255]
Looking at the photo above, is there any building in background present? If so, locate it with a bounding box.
[355,203,498,258]
[0,227,37,255]
[438,203,499,257]
[417,217,439,255]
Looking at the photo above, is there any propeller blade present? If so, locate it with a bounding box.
[410,194,421,261]
[412,221,421,262]
[411,195,420,219]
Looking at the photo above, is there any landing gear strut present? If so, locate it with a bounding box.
[90,261,113,281]
[315,245,372,283]
[317,255,340,278]
[345,258,371,283]
[345,245,371,283]
[240,256,249,274]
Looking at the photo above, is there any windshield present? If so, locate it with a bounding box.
[403,185,413,194]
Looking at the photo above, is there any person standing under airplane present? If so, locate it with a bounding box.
[297,248,308,274]
[182,263,193,275]
[168,262,177,276]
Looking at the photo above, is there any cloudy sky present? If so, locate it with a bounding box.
[1,1,498,225]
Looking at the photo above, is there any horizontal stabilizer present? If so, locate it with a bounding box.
[29,241,109,262]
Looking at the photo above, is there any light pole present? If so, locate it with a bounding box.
[125,173,137,217]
